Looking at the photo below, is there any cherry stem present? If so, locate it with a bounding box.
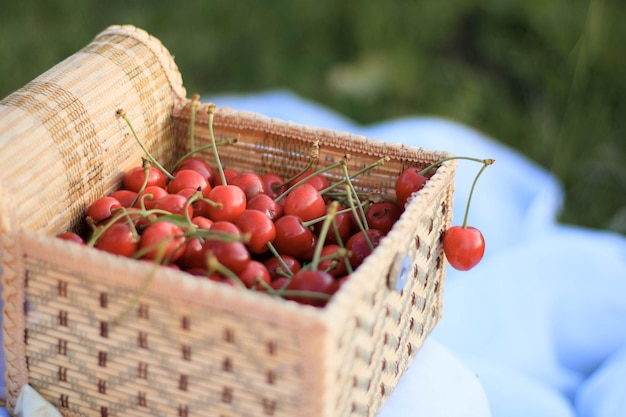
[461,159,495,228]
[116,109,174,181]
[206,254,246,288]
[344,184,374,251]
[341,156,369,230]
[173,137,238,170]
[129,158,152,208]
[309,201,339,270]
[320,156,389,196]
[274,150,341,203]
[419,156,489,177]
[207,103,227,185]
[265,241,295,278]
[86,207,134,246]
[330,219,354,274]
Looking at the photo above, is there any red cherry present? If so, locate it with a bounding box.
[191,216,213,230]
[443,226,485,271]
[246,193,283,221]
[94,223,138,257]
[264,255,301,280]
[154,194,193,219]
[395,167,429,208]
[239,260,271,289]
[213,168,240,186]
[365,200,402,235]
[283,183,326,222]
[175,157,215,186]
[176,236,207,270]
[345,229,384,269]
[234,209,276,254]
[289,170,329,192]
[205,185,247,222]
[261,173,288,199]
[285,269,334,307]
[123,165,168,192]
[299,234,318,262]
[86,196,121,223]
[230,172,266,200]
[167,169,210,195]
[177,217,213,270]
[315,203,353,245]
[209,220,242,237]
[204,239,250,275]
[317,244,349,277]
[139,221,186,262]
[176,188,210,218]
[271,277,290,291]
[109,190,138,208]
[134,185,168,210]
[272,215,315,259]
[56,231,85,245]
[326,275,349,295]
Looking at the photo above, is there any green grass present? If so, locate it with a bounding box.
[1,0,624,233]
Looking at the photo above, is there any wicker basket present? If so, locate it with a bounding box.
[0,25,456,417]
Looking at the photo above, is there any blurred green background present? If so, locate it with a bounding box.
[1,0,624,233]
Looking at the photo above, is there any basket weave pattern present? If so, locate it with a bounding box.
[1,25,455,417]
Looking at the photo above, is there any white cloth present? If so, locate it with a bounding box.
[13,386,62,417]
[3,90,625,416]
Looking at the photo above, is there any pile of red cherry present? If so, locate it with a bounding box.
[58,105,490,308]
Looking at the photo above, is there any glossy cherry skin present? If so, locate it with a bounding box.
[203,239,251,275]
[133,185,168,210]
[205,185,247,222]
[317,244,349,277]
[56,231,85,245]
[285,269,335,307]
[123,165,168,192]
[213,168,240,186]
[345,228,384,269]
[246,193,283,221]
[174,157,215,186]
[154,194,193,219]
[395,167,429,208]
[234,209,276,254]
[167,169,210,195]
[283,183,326,222]
[176,216,213,269]
[86,196,121,223]
[230,172,266,200]
[261,173,288,199]
[365,200,402,235]
[264,255,302,280]
[315,203,353,245]
[139,221,186,263]
[289,170,329,192]
[443,226,485,271]
[176,236,207,270]
[94,223,138,257]
[272,215,315,259]
[238,260,272,289]
[109,190,138,208]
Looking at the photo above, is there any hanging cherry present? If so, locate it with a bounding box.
[443,158,494,271]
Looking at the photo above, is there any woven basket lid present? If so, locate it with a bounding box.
[0,25,186,236]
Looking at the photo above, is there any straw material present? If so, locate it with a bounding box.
[1,25,456,417]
